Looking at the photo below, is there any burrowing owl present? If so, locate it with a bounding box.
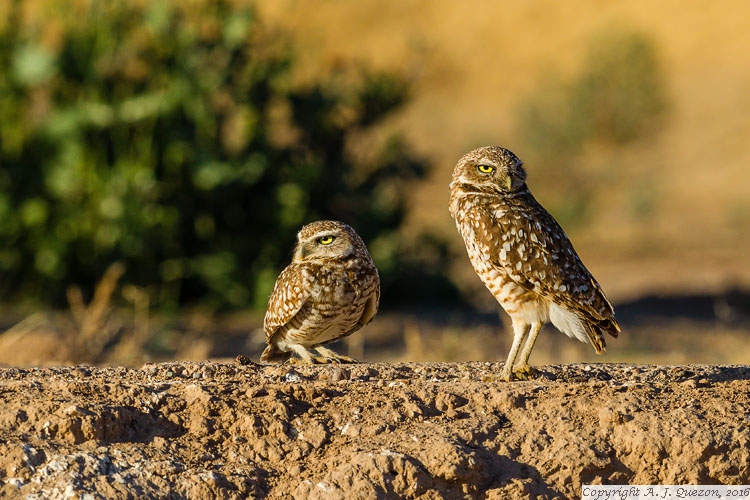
[260,220,380,364]
[449,146,620,381]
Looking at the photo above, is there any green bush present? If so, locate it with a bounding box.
[0,0,443,310]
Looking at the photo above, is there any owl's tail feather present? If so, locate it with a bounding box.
[260,344,290,363]
[584,322,607,354]
[604,317,621,338]
[585,317,621,354]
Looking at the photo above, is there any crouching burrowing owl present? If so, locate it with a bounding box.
[449,146,620,381]
[260,220,380,364]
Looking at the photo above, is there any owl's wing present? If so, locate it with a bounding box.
[356,279,380,329]
[263,264,312,341]
[474,203,616,324]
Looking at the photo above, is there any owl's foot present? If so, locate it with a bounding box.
[305,356,356,364]
[287,356,359,365]
[285,348,359,364]
[512,364,538,380]
[494,364,538,382]
[313,347,359,364]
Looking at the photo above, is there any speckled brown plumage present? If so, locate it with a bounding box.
[261,220,380,364]
[449,146,620,380]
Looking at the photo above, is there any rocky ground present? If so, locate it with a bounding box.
[0,361,747,499]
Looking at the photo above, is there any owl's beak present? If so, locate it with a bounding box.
[295,245,309,260]
[501,176,513,191]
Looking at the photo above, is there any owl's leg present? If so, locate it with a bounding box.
[513,321,543,379]
[499,319,530,381]
[314,346,359,364]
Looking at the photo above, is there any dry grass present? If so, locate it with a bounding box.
[0,263,135,365]
[65,262,126,362]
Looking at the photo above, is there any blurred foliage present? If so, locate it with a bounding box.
[0,0,454,310]
[516,26,668,227]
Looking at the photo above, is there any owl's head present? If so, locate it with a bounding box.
[293,220,368,262]
[450,146,527,194]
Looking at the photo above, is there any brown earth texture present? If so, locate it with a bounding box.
[0,361,748,499]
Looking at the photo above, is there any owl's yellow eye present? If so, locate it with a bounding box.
[477,164,495,174]
[317,235,335,245]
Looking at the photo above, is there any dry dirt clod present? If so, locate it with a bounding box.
[235,354,255,366]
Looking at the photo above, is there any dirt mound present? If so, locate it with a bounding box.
[0,362,747,499]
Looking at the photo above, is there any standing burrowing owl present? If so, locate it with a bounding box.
[449,146,620,381]
[260,220,380,364]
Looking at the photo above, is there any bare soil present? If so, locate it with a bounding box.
[0,362,748,499]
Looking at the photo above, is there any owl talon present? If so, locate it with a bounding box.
[285,356,338,365]
[314,347,359,364]
[314,355,358,364]
[282,352,359,365]
[492,364,537,382]
[513,365,538,379]
[333,355,359,364]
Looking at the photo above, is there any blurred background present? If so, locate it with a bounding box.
[0,0,748,367]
